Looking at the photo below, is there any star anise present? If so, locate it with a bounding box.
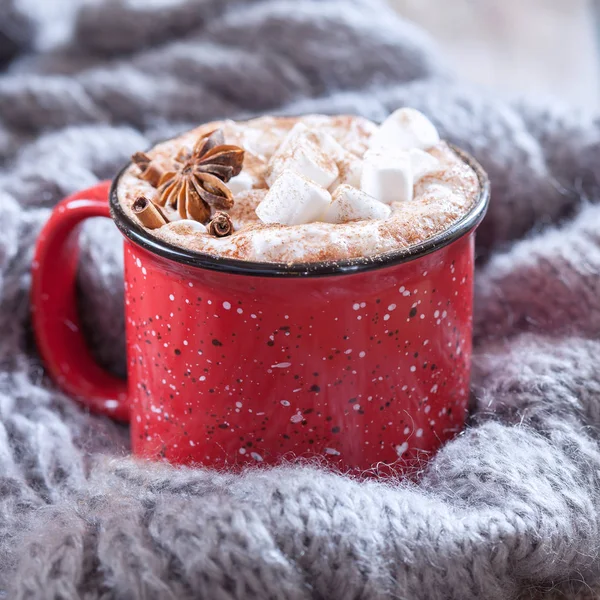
[131,151,167,187]
[154,129,244,222]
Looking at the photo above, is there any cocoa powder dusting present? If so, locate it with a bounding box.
[119,116,480,264]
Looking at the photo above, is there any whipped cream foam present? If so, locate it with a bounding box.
[117,113,480,264]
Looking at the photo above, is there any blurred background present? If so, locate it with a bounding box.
[389,0,599,108]
[1,0,599,109]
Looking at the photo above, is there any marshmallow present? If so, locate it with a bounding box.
[408,148,440,181]
[323,185,391,223]
[369,108,440,152]
[165,219,207,234]
[311,128,364,190]
[160,203,182,222]
[315,129,350,160]
[228,170,254,194]
[266,123,339,189]
[256,170,332,226]
[361,150,413,204]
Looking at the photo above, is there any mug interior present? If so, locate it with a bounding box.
[109,145,490,278]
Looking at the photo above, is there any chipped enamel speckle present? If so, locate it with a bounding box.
[123,232,474,473]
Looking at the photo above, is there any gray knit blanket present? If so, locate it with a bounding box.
[1,0,600,598]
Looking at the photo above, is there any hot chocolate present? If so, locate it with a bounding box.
[118,110,480,264]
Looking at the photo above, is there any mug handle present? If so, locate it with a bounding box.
[31,181,129,421]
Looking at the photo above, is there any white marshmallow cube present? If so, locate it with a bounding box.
[227,170,254,194]
[408,148,440,181]
[165,219,207,233]
[313,127,348,160]
[361,150,413,204]
[310,128,364,190]
[278,122,309,153]
[369,107,440,152]
[266,123,339,189]
[256,170,332,226]
[323,185,391,223]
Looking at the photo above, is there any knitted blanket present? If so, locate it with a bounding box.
[1,0,600,598]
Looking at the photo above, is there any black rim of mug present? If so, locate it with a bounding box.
[109,144,490,278]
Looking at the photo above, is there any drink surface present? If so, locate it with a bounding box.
[117,113,480,264]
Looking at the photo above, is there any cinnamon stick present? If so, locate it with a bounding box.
[207,211,234,237]
[132,196,167,229]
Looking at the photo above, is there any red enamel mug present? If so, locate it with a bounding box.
[31,147,489,473]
